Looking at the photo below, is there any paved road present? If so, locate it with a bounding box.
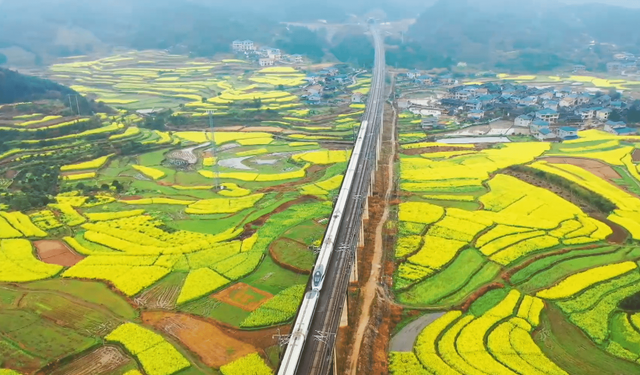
[389,312,446,352]
[294,25,386,375]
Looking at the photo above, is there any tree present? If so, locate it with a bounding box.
[609,110,622,122]
[609,88,622,100]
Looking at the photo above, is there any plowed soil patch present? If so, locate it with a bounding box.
[213,283,272,312]
[242,126,284,133]
[48,345,130,375]
[543,157,621,181]
[142,312,257,368]
[633,149,640,162]
[34,240,84,267]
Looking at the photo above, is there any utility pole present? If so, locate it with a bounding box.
[75,95,81,116]
[68,95,75,115]
[207,110,221,190]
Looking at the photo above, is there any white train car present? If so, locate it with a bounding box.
[278,291,319,375]
[277,119,371,375]
[311,119,370,291]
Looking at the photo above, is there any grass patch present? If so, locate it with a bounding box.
[242,256,308,295]
[271,238,316,271]
[535,304,640,375]
[396,248,486,306]
[435,261,502,307]
[21,279,139,320]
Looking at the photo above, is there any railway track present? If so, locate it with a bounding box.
[277,24,386,375]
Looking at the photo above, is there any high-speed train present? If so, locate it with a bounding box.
[311,118,370,292]
[277,26,385,375]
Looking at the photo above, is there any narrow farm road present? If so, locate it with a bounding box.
[347,105,396,375]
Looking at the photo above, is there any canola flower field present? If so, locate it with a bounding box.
[0,50,372,375]
[390,130,640,374]
[0,126,355,374]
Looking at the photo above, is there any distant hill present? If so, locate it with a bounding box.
[399,0,640,71]
[0,68,82,104]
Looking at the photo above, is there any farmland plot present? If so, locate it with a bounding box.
[390,130,640,374]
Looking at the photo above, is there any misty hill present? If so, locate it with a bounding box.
[0,0,432,66]
[0,68,83,105]
[401,0,640,71]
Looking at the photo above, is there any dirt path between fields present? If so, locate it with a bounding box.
[347,110,396,375]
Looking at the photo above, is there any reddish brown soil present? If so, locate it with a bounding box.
[599,215,629,244]
[241,126,284,133]
[633,149,640,162]
[344,100,404,375]
[542,157,621,181]
[34,240,84,267]
[143,312,258,368]
[401,146,477,156]
[5,170,17,179]
[60,171,95,177]
[45,345,131,375]
[242,196,318,233]
[212,283,272,312]
[118,195,143,201]
[146,311,291,350]
[258,165,325,194]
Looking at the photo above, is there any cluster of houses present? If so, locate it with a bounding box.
[397,69,460,87]
[300,66,365,105]
[231,40,303,67]
[397,77,639,141]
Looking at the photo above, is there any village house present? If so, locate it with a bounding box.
[351,93,364,103]
[467,109,485,120]
[518,96,539,106]
[465,99,482,110]
[306,85,323,96]
[573,64,587,73]
[609,127,638,136]
[266,48,281,60]
[604,120,636,135]
[558,126,579,140]
[536,108,559,124]
[259,58,274,67]
[575,108,595,121]
[540,92,555,101]
[596,108,611,121]
[559,96,576,107]
[534,128,556,141]
[514,114,533,127]
[411,107,443,117]
[421,116,438,129]
[406,69,421,79]
[307,93,322,104]
[530,119,550,133]
[543,100,559,111]
[232,40,255,51]
[397,99,410,110]
[576,93,592,105]
[291,54,303,63]
[454,90,475,101]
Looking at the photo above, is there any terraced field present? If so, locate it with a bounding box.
[0,52,370,374]
[389,130,640,374]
